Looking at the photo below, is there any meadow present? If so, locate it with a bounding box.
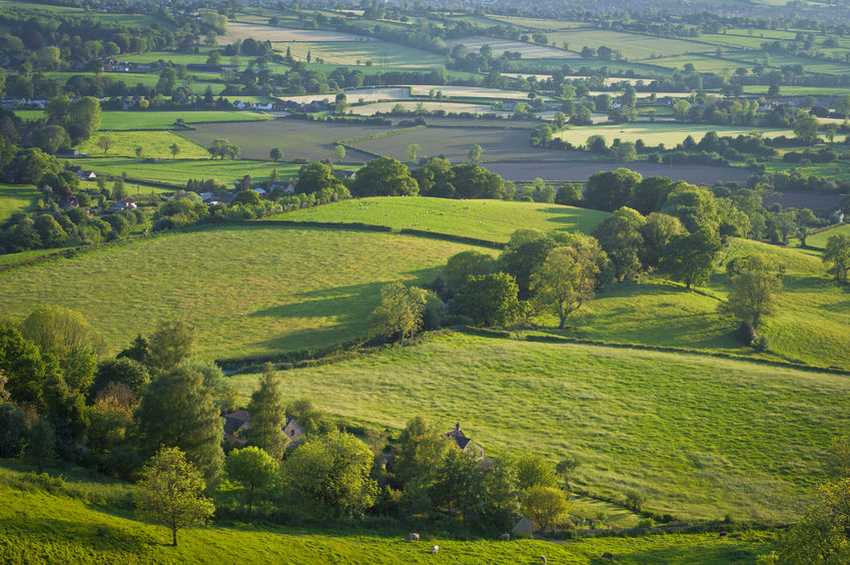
[277,39,446,68]
[267,197,609,242]
[0,462,773,564]
[545,30,713,59]
[808,223,850,249]
[218,22,370,43]
[0,226,481,360]
[79,131,210,159]
[0,183,38,222]
[407,85,538,99]
[229,330,850,523]
[485,15,590,30]
[279,87,411,104]
[349,101,502,116]
[553,123,795,147]
[444,36,577,59]
[72,158,315,187]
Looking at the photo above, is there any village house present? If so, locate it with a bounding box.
[222,410,306,448]
[445,422,485,458]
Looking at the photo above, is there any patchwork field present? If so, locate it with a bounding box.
[0,183,38,222]
[219,22,370,44]
[17,110,272,131]
[480,161,755,184]
[279,87,411,104]
[554,123,795,147]
[230,330,850,523]
[180,119,395,161]
[0,226,481,360]
[485,15,590,30]
[268,197,608,242]
[278,39,447,68]
[0,462,773,564]
[79,131,209,159]
[408,85,537,99]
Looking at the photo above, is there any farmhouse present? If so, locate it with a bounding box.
[222,410,306,447]
[445,422,484,458]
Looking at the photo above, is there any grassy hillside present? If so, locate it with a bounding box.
[0,462,774,563]
[808,223,850,249]
[0,225,483,360]
[0,184,38,222]
[231,330,850,523]
[536,238,850,370]
[268,197,609,243]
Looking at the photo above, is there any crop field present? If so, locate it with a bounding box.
[545,30,713,60]
[349,101,502,116]
[540,238,850,371]
[71,158,314,187]
[0,226,481,360]
[279,87,411,104]
[180,119,396,161]
[744,85,850,96]
[0,462,772,564]
[485,161,754,184]
[553,123,795,147]
[444,36,577,59]
[279,40,447,68]
[348,126,583,162]
[0,183,38,222]
[219,22,370,44]
[79,131,209,159]
[808,223,850,249]
[267,197,608,242]
[229,330,850,523]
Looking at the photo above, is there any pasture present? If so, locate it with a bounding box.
[279,87,411,104]
[278,40,446,68]
[0,226,480,360]
[485,15,590,30]
[0,462,772,564]
[408,85,537,100]
[553,123,794,147]
[180,119,396,161]
[0,184,38,222]
[13,110,275,131]
[545,30,712,59]
[230,330,850,523]
[71,158,313,187]
[268,197,608,243]
[808,223,850,249]
[444,36,577,59]
[218,22,369,44]
[79,131,209,159]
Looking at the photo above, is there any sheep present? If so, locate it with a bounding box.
[431,545,440,555]
[406,533,420,542]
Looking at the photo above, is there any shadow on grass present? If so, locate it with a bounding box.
[0,517,157,553]
[586,543,758,564]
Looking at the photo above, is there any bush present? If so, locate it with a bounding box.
[751,335,769,352]
[624,490,644,512]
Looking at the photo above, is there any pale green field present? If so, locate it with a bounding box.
[79,131,209,159]
[231,330,850,523]
[268,197,608,243]
[16,110,272,131]
[444,36,577,59]
[545,30,713,59]
[349,101,500,116]
[554,124,794,147]
[0,226,481,360]
[808,223,850,249]
[279,40,447,68]
[72,158,309,186]
[0,183,38,222]
[485,14,590,30]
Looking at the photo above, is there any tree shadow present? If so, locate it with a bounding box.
[0,517,157,553]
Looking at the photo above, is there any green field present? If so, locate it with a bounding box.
[230,330,849,523]
[765,160,850,183]
[0,0,169,27]
[16,111,273,131]
[546,30,713,60]
[485,15,590,30]
[541,238,850,371]
[808,223,850,249]
[79,131,209,159]
[0,226,481,360]
[43,72,227,94]
[269,197,608,243]
[554,124,795,147]
[72,158,311,186]
[0,461,773,564]
[0,183,38,222]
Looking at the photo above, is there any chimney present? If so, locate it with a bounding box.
[454,422,460,433]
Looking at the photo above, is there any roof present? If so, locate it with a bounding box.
[446,422,471,450]
[223,410,251,435]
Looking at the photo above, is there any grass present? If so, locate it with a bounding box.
[43,72,227,94]
[553,123,794,147]
[808,223,850,249]
[765,160,850,183]
[0,183,38,222]
[537,238,850,370]
[0,462,774,563]
[266,197,608,243]
[280,40,447,68]
[349,101,500,116]
[17,111,273,131]
[79,131,209,160]
[229,330,850,523]
[445,36,577,60]
[0,225,482,360]
[71,158,317,186]
[545,30,713,60]
[485,15,589,30]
